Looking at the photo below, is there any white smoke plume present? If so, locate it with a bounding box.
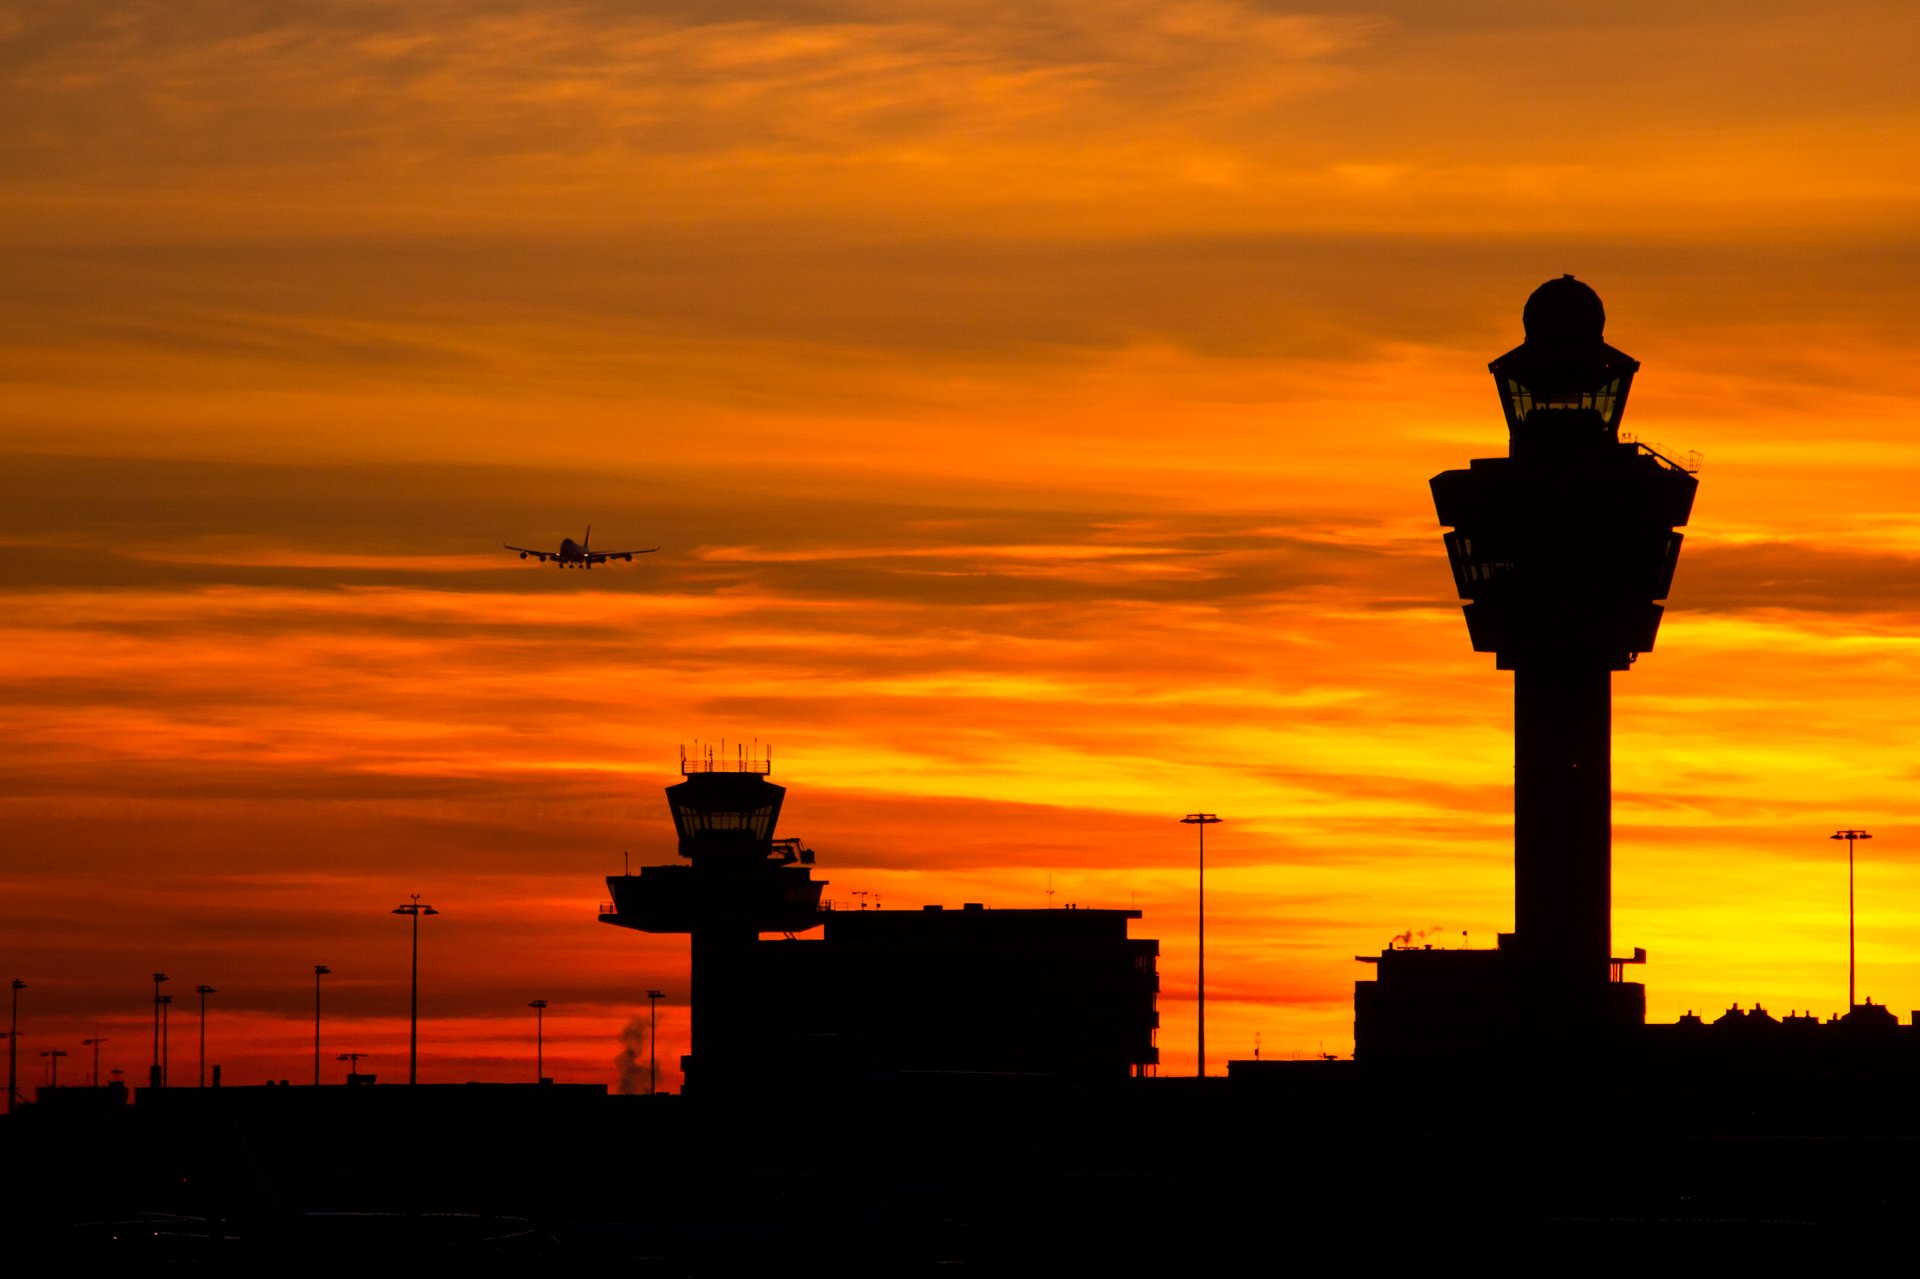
[614,1015,651,1095]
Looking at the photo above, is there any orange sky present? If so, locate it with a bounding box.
[5,1,1920,1090]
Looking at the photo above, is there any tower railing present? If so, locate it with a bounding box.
[679,746,773,775]
[1620,434,1701,474]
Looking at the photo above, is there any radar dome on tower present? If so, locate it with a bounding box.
[1522,274,1607,345]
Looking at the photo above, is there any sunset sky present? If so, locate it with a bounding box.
[6,1,1920,1090]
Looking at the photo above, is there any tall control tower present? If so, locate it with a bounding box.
[1435,276,1698,1031]
[1355,278,1698,1059]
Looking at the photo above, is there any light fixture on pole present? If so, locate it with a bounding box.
[1180,814,1221,1078]
[313,965,331,1086]
[158,994,173,1087]
[150,973,168,1089]
[1831,829,1873,1011]
[82,1038,107,1088]
[7,978,23,1115]
[646,989,665,1096]
[528,1000,548,1082]
[194,986,216,1087]
[391,895,439,1085]
[41,1048,66,1089]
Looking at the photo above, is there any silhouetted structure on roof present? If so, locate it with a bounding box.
[600,750,1159,1090]
[1356,277,1698,1059]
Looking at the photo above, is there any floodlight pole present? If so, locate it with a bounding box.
[1181,814,1221,1077]
[7,979,24,1114]
[313,965,331,1086]
[646,990,665,1096]
[391,896,439,1085]
[528,1000,548,1082]
[159,994,172,1087]
[82,1038,107,1088]
[150,973,168,1088]
[1831,829,1873,1010]
[41,1049,66,1089]
[195,986,216,1087]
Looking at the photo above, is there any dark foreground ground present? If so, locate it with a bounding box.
[5,1060,1918,1272]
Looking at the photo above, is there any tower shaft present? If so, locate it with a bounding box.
[1513,663,1612,988]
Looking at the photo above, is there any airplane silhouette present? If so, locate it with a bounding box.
[504,526,658,569]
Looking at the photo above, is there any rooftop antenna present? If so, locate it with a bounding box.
[623,849,630,876]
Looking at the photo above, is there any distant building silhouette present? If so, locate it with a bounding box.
[600,750,1159,1089]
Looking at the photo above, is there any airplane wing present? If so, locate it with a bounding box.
[504,544,555,562]
[584,547,661,563]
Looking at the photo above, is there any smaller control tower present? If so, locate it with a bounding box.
[600,747,827,1090]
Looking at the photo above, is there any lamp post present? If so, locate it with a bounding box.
[391,896,439,1085]
[158,994,173,1087]
[7,978,23,1114]
[150,972,168,1089]
[646,989,665,1096]
[1831,829,1873,1011]
[41,1048,66,1089]
[82,1038,107,1088]
[528,1000,548,1082]
[1181,814,1221,1077]
[313,965,330,1086]
[194,986,216,1087]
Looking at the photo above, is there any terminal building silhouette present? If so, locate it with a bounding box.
[600,749,1160,1090]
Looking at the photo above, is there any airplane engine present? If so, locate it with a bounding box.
[519,552,528,559]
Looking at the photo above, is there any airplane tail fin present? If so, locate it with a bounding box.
[585,524,591,552]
